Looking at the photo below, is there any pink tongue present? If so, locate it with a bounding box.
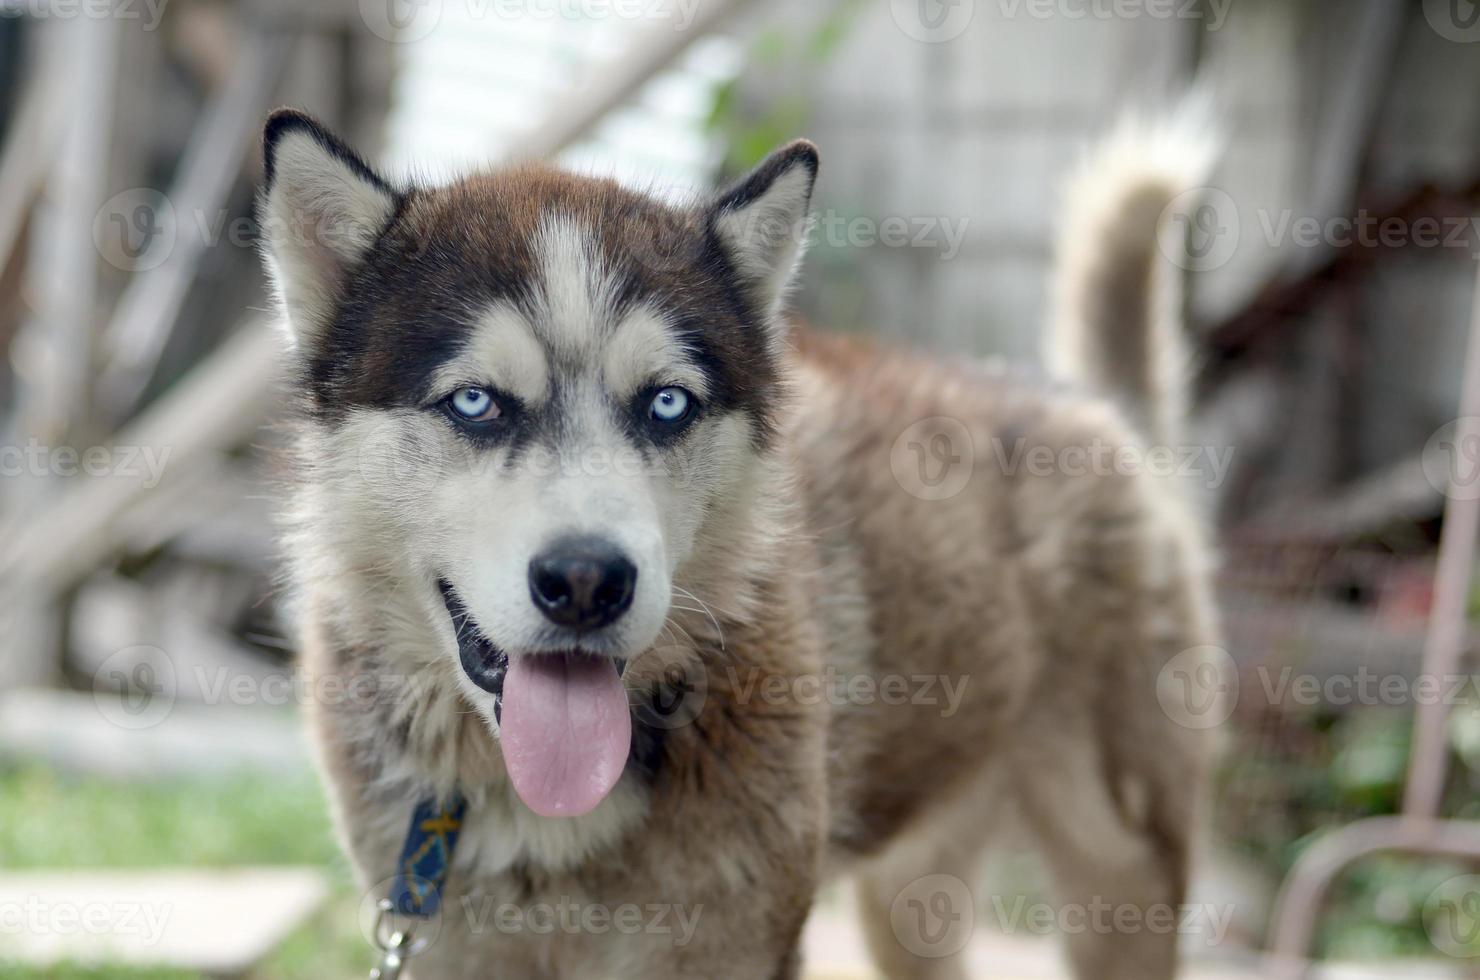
[500,655,631,818]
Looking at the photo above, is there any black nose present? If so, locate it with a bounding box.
[528,536,637,630]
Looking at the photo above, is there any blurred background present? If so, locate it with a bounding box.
[1,0,1479,976]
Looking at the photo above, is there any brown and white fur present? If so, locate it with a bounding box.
[260,107,1221,979]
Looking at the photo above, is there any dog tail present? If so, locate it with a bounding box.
[1045,102,1219,447]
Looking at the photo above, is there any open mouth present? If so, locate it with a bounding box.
[439,579,509,711]
[437,578,633,819]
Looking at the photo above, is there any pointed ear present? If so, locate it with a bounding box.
[708,140,819,316]
[258,108,401,350]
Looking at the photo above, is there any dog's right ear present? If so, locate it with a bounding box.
[259,109,401,350]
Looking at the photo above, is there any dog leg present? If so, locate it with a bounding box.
[853,811,999,980]
[1012,726,1195,980]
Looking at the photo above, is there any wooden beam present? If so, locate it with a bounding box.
[0,319,280,596]
[8,14,121,446]
[94,31,294,418]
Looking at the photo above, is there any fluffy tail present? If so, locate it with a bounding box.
[1046,105,1219,447]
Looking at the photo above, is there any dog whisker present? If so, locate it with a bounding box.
[671,586,726,650]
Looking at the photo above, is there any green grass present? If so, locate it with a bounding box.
[0,766,340,870]
[0,765,366,979]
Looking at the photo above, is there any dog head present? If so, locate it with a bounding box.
[260,109,816,815]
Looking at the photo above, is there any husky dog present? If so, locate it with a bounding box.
[260,107,1220,979]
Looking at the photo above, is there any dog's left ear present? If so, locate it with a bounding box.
[708,140,819,317]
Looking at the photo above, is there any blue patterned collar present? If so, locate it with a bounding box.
[388,793,468,918]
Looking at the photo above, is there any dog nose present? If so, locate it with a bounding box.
[528,537,637,629]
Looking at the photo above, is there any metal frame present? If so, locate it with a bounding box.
[1265,255,1480,976]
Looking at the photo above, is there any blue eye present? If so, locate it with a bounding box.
[649,387,692,424]
[449,387,499,422]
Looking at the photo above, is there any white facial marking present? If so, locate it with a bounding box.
[431,302,551,406]
[398,223,693,674]
[601,306,711,402]
[531,215,621,360]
